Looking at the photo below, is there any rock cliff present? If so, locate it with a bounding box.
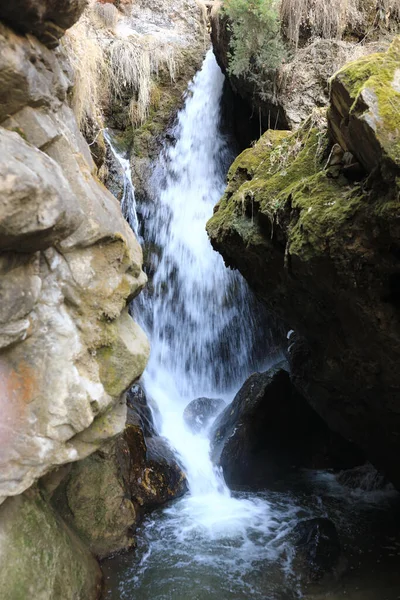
[207,39,400,487]
[0,0,150,502]
[211,2,398,145]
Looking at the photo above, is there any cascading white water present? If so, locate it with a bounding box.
[104,129,139,234]
[135,48,276,500]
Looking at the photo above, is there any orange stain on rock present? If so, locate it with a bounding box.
[0,357,38,458]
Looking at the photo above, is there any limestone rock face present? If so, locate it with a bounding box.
[211,365,363,489]
[207,43,400,486]
[0,19,150,502]
[0,0,88,48]
[0,487,102,600]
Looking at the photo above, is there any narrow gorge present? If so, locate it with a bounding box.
[0,1,400,600]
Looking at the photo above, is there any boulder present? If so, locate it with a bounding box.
[336,463,391,492]
[53,437,137,559]
[127,431,188,508]
[183,396,226,433]
[291,518,341,581]
[0,487,102,600]
[211,364,363,489]
[50,426,187,558]
[0,0,88,48]
[329,38,400,174]
[206,66,400,488]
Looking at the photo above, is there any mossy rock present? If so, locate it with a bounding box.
[60,438,137,559]
[0,487,101,600]
[207,101,400,488]
[329,37,400,172]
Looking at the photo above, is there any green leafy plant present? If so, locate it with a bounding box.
[222,0,285,77]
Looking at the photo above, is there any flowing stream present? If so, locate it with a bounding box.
[103,50,400,600]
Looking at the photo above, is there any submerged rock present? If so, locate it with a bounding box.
[183,396,226,433]
[0,487,102,600]
[207,42,400,487]
[210,364,363,489]
[336,463,391,492]
[292,518,341,581]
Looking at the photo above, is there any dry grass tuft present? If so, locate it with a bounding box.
[63,1,181,135]
[62,15,110,135]
[108,36,177,125]
[280,0,400,47]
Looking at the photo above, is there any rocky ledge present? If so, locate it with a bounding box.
[207,39,400,488]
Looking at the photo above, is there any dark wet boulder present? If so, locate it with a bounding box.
[127,382,161,437]
[125,424,187,509]
[183,397,226,433]
[292,518,341,580]
[211,363,364,489]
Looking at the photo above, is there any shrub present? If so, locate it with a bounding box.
[222,0,286,77]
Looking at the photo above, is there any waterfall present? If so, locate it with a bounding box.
[104,49,293,599]
[133,48,276,498]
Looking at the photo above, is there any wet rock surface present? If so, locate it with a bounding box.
[127,383,160,437]
[211,364,363,489]
[292,518,341,581]
[183,396,225,433]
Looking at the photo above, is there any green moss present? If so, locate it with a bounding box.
[0,488,101,600]
[333,37,400,164]
[207,107,395,266]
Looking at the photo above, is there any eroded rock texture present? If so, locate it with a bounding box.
[0,17,150,503]
[207,40,400,487]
